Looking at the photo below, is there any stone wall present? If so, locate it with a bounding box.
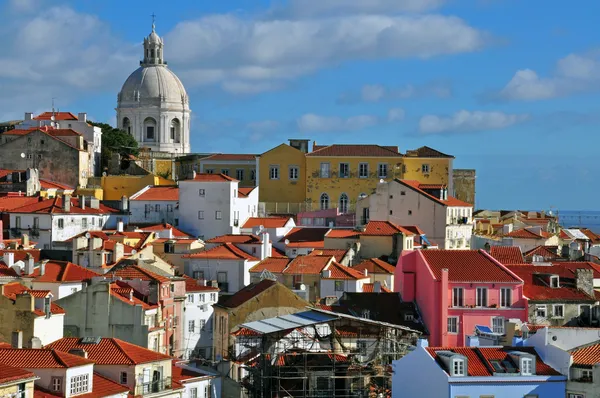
[452,169,476,205]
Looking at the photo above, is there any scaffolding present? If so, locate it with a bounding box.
[233,309,421,398]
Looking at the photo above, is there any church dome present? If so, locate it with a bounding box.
[119,65,189,106]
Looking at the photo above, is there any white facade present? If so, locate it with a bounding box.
[356,180,473,250]
[33,364,95,398]
[240,219,296,250]
[117,23,191,154]
[33,313,64,346]
[130,186,179,225]
[30,281,84,300]
[175,364,221,398]
[182,290,219,359]
[178,176,258,240]
[184,258,258,295]
[319,276,369,299]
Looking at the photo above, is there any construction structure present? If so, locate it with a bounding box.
[232,308,422,397]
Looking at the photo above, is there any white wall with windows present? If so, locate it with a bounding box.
[182,290,219,360]
[320,276,369,299]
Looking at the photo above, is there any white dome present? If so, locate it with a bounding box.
[119,65,189,106]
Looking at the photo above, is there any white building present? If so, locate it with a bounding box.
[240,217,296,250]
[319,262,370,299]
[117,22,191,155]
[182,277,219,360]
[130,185,179,225]
[7,195,128,250]
[356,179,473,250]
[178,173,258,241]
[172,363,221,398]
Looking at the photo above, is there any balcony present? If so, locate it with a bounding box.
[135,377,172,395]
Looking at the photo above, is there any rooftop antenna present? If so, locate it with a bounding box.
[51,97,56,116]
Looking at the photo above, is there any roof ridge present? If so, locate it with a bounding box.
[111,339,136,365]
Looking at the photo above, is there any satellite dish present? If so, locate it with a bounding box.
[131,249,137,255]
[102,172,107,177]
[0,243,5,250]
[85,232,91,239]
[284,239,290,245]
[20,153,25,158]
[379,179,385,183]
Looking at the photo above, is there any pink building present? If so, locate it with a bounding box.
[396,249,528,347]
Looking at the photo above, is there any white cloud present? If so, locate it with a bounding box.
[499,51,600,101]
[339,81,452,103]
[269,0,446,18]
[387,108,405,122]
[8,0,42,12]
[167,14,485,94]
[297,108,403,132]
[419,110,529,134]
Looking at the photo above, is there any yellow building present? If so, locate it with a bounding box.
[257,140,308,212]
[199,153,257,187]
[403,146,454,186]
[175,153,211,179]
[305,143,403,211]
[0,366,36,398]
[77,174,174,200]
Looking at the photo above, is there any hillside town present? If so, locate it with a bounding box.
[0,19,596,398]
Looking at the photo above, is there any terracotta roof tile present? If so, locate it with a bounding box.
[39,179,74,190]
[182,243,258,261]
[202,153,257,161]
[186,173,237,182]
[206,234,261,244]
[46,337,172,365]
[524,246,560,261]
[0,263,19,278]
[308,144,402,157]
[8,197,118,215]
[250,257,292,274]
[0,348,94,368]
[571,343,600,366]
[397,180,473,208]
[109,282,156,310]
[420,250,521,282]
[0,196,41,211]
[131,186,179,201]
[308,249,349,263]
[283,255,333,275]
[217,279,277,308]
[27,261,100,282]
[362,283,392,293]
[325,229,361,239]
[0,363,36,384]
[238,187,256,198]
[281,227,329,248]
[183,275,219,292]
[404,146,454,158]
[505,228,548,239]
[0,250,41,264]
[489,246,525,264]
[33,112,78,121]
[80,373,131,398]
[138,223,191,238]
[362,221,415,236]
[271,247,287,257]
[110,265,170,283]
[323,262,367,280]
[231,327,263,336]
[352,258,395,274]
[171,365,213,382]
[242,217,293,229]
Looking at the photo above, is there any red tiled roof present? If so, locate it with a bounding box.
[110,265,170,283]
[404,146,454,158]
[397,180,473,208]
[111,231,150,240]
[171,365,212,383]
[524,246,560,261]
[0,363,36,384]
[325,229,361,239]
[8,197,118,214]
[308,249,349,263]
[283,255,333,275]
[362,283,392,293]
[552,262,600,279]
[217,279,278,308]
[138,223,191,238]
[571,343,600,366]
[109,283,156,310]
[362,221,415,236]
[426,346,559,376]
[1,282,65,315]
[131,186,179,201]
[308,144,401,157]
[39,179,74,190]
[183,275,219,292]
[35,372,131,398]
[271,246,287,257]
[187,173,237,182]
[33,112,78,121]
[489,246,525,264]
[250,257,291,274]
[323,262,367,280]
[45,129,82,137]
[0,263,19,278]
[206,234,261,244]
[242,217,292,229]
[231,327,263,336]
[67,231,110,242]
[0,348,94,368]
[281,227,329,248]
[0,196,41,211]
[202,153,257,161]
[238,187,256,198]
[46,337,172,365]
[505,228,548,239]
[183,243,258,261]
[0,343,11,349]
[420,250,521,282]
[2,282,32,300]
[352,258,395,274]
[27,261,100,282]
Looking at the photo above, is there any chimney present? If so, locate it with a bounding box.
[22,234,29,248]
[29,337,41,349]
[261,231,271,261]
[68,348,88,359]
[25,253,34,275]
[80,195,86,209]
[114,242,124,261]
[192,170,197,180]
[576,268,594,297]
[40,260,48,276]
[3,252,14,267]
[11,331,23,349]
[24,112,33,121]
[466,335,480,347]
[63,195,71,212]
[77,112,87,122]
[117,220,124,233]
[89,197,99,209]
[121,195,128,212]
[373,281,381,293]
[363,269,368,277]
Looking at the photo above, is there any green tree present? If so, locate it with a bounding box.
[89,121,139,171]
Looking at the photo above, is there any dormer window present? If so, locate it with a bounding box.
[550,275,559,288]
[452,358,465,376]
[521,358,533,375]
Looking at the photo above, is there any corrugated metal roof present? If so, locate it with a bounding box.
[564,229,590,241]
[241,310,339,334]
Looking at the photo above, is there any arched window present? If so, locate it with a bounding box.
[122,117,131,135]
[339,193,348,214]
[144,117,157,141]
[150,49,155,58]
[320,193,329,210]
[170,118,181,143]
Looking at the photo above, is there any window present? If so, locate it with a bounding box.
[188,294,194,303]
[568,394,584,398]
[492,317,504,334]
[357,340,367,355]
[553,304,564,318]
[167,204,173,212]
[447,316,458,333]
[199,319,206,329]
[206,169,214,174]
[500,288,512,307]
[550,276,559,288]
[359,163,369,178]
[476,287,488,307]
[221,169,229,176]
[339,193,349,214]
[452,359,465,376]
[70,374,89,395]
[51,377,62,392]
[155,204,160,212]
[205,385,212,398]
[269,165,279,180]
[190,387,198,398]
[198,211,204,220]
[199,189,205,197]
[581,369,593,381]
[378,163,388,178]
[189,320,195,333]
[320,162,330,178]
[120,372,128,385]
[146,126,155,140]
[217,272,227,291]
[335,281,344,291]
[80,217,87,229]
[215,211,222,220]
[193,271,204,279]
[521,358,533,375]
[289,166,299,180]
[339,163,350,178]
[15,216,21,229]
[452,287,464,307]
[536,305,547,318]
[320,193,329,210]
[199,294,205,302]
[408,210,412,216]
[422,164,430,173]
[57,218,64,229]
[210,293,217,302]
[236,169,244,180]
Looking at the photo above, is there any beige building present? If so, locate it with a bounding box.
[0,364,37,398]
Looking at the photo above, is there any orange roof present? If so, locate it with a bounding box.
[46,337,172,365]
[571,343,600,366]
[183,275,220,292]
[524,245,560,260]
[33,112,78,121]
[420,250,521,283]
[81,373,131,398]
[1,282,64,315]
[404,146,454,158]
[131,186,179,201]
[397,180,473,208]
[308,249,349,263]
[8,197,118,214]
[27,261,100,282]
[283,255,333,275]
[362,221,415,236]
[0,263,19,278]
[505,228,548,239]
[271,246,287,257]
[0,363,35,384]
[242,217,292,229]
[325,229,361,239]
[171,365,213,383]
[352,258,395,274]
[489,246,525,264]
[109,282,156,310]
[110,265,170,283]
[308,144,401,157]
[238,187,256,198]
[39,179,74,190]
[2,282,32,300]
[281,227,328,248]
[0,348,94,368]
[206,234,261,244]
[217,279,278,308]
[187,173,237,182]
[362,283,392,293]
[249,257,292,274]
[0,196,41,211]
[231,327,263,336]
[202,153,257,161]
[323,262,367,280]
[139,223,191,238]
[0,250,42,264]
[183,243,258,261]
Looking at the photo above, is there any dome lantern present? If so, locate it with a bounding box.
[142,16,164,66]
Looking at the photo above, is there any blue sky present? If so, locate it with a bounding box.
[1,0,599,211]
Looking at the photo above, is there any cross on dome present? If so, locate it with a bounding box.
[151,12,156,32]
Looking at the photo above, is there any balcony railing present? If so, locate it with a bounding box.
[135,377,172,395]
